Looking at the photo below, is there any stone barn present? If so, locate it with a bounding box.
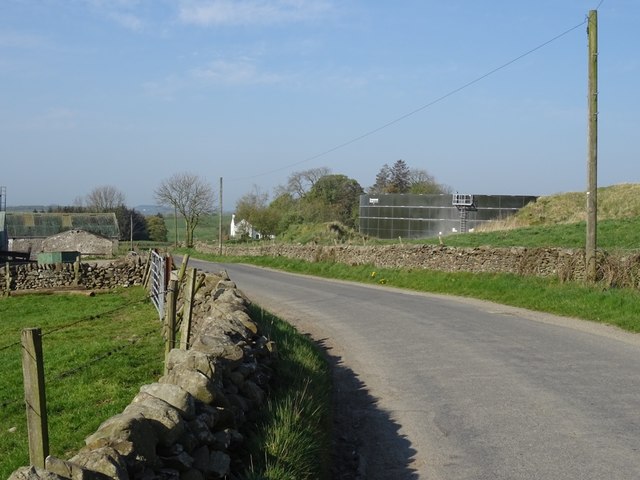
[41,229,116,257]
[6,212,120,258]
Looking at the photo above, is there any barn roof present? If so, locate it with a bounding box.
[5,212,120,239]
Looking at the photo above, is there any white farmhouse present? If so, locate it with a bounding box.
[230,214,261,240]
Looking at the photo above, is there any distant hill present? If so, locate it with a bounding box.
[134,205,173,216]
[4,204,172,215]
[6,205,54,213]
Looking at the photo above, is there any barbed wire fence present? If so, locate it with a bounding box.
[0,291,166,471]
[1,254,201,472]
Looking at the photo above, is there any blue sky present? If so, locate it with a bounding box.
[1,0,638,209]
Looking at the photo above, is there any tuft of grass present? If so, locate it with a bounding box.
[0,288,163,478]
[242,305,331,480]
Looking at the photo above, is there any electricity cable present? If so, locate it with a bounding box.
[231,17,588,182]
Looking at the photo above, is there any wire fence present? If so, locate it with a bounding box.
[0,257,194,476]
[0,292,162,415]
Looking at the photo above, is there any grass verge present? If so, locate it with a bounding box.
[0,288,163,478]
[179,250,640,334]
[241,304,331,480]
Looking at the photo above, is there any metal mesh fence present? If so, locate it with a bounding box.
[359,194,537,239]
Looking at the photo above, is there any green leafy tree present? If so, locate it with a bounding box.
[235,186,280,238]
[304,174,364,228]
[370,160,450,194]
[270,192,302,234]
[388,159,411,193]
[147,214,168,242]
[369,164,391,194]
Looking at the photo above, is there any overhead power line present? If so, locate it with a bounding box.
[232,16,588,182]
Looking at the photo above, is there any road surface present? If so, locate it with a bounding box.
[189,259,640,480]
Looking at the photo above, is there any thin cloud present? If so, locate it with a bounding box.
[109,12,145,31]
[80,0,147,31]
[178,0,333,26]
[143,56,287,100]
[192,58,285,84]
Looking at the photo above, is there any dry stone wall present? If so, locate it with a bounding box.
[9,271,276,480]
[198,242,640,289]
[1,258,146,293]
[200,243,589,280]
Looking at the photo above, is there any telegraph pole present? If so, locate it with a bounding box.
[174,205,178,248]
[218,177,223,256]
[586,10,598,282]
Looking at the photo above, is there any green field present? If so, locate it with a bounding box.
[163,213,232,246]
[0,284,332,480]
[0,288,163,478]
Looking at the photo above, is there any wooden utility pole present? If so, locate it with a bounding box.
[174,205,178,248]
[586,10,598,282]
[21,328,49,469]
[218,177,223,256]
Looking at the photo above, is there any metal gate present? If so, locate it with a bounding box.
[149,250,166,319]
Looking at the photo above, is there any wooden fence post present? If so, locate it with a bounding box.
[21,328,49,469]
[142,251,152,289]
[73,256,80,286]
[179,268,197,350]
[5,262,10,297]
[177,254,190,283]
[164,279,178,375]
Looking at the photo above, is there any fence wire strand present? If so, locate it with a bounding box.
[50,328,160,382]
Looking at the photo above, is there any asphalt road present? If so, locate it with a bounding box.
[189,259,640,480]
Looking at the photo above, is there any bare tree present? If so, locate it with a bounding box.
[284,167,331,198]
[86,185,125,212]
[154,173,216,247]
[408,169,451,194]
[72,195,85,209]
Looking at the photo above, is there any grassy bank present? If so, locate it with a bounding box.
[418,215,640,250]
[0,288,163,478]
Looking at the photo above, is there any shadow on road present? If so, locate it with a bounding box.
[313,336,419,480]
